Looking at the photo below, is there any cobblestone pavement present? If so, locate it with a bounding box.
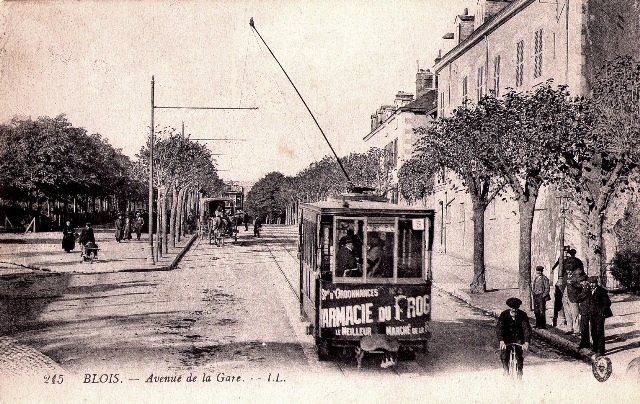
[0,336,64,375]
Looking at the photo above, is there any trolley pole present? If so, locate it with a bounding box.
[147,76,155,264]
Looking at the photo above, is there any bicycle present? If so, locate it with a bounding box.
[504,343,525,380]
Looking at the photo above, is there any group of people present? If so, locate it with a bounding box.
[61,212,145,257]
[498,247,613,378]
[61,221,98,260]
[335,229,391,278]
[114,212,145,242]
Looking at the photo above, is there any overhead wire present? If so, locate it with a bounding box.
[248,28,325,169]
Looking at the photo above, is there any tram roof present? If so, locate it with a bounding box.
[300,199,434,216]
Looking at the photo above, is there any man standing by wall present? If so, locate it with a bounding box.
[564,266,588,335]
[578,276,612,356]
[531,266,550,329]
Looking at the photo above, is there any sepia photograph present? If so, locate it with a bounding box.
[1,1,639,402]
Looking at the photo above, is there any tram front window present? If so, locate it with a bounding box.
[335,219,364,277]
[366,230,394,278]
[398,219,424,278]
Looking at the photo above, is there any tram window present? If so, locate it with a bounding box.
[320,223,332,275]
[397,219,424,278]
[366,220,395,278]
[335,219,364,277]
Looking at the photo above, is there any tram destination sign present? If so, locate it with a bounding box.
[319,283,431,339]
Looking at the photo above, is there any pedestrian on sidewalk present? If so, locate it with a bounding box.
[124,215,132,241]
[115,213,125,242]
[578,276,612,356]
[497,297,531,378]
[564,266,588,335]
[61,220,77,252]
[133,212,144,241]
[253,216,262,237]
[531,266,551,329]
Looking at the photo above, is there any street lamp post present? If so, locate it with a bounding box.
[147,76,155,264]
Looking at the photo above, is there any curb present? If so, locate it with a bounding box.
[120,233,199,272]
[432,282,596,365]
[1,234,199,275]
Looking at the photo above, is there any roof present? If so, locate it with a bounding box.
[300,199,434,216]
[399,90,438,114]
[435,0,534,73]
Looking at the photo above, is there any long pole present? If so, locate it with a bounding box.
[249,18,352,185]
[147,76,155,264]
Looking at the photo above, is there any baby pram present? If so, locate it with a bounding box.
[81,242,100,263]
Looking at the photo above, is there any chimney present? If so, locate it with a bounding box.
[455,8,475,44]
[476,1,513,26]
[416,69,436,98]
[394,92,414,109]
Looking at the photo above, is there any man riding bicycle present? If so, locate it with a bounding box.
[496,297,532,378]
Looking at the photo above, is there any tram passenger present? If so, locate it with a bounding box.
[336,236,361,277]
[366,233,384,277]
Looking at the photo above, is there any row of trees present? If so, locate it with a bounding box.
[400,56,640,301]
[244,148,389,222]
[0,115,226,243]
[0,115,146,228]
[136,128,225,255]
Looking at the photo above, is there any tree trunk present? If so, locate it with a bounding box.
[170,183,178,248]
[586,208,605,280]
[470,204,487,293]
[162,190,169,255]
[518,198,537,308]
[176,187,186,242]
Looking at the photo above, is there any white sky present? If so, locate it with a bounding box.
[0,0,474,182]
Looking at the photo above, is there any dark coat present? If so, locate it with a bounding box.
[336,245,358,277]
[578,285,612,319]
[496,309,532,345]
[79,227,95,245]
[62,225,76,250]
[566,271,588,303]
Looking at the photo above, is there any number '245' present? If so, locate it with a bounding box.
[44,374,64,384]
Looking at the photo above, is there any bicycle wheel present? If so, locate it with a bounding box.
[508,348,518,379]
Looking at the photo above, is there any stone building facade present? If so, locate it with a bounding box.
[364,69,437,204]
[430,0,640,283]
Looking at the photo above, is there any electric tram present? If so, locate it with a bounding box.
[249,18,435,365]
[298,190,435,363]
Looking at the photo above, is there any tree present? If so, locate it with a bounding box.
[136,127,223,252]
[414,105,506,293]
[245,172,290,222]
[481,85,589,303]
[558,56,640,279]
[397,154,437,204]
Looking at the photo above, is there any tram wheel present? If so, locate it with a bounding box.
[317,339,332,361]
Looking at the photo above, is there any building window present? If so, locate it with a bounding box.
[516,40,524,87]
[493,55,501,96]
[462,76,468,103]
[440,91,445,117]
[385,139,398,169]
[477,66,484,101]
[534,29,543,78]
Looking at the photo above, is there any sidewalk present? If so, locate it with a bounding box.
[0,230,197,297]
[432,252,640,381]
[0,229,198,375]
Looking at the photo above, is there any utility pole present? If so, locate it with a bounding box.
[147,78,257,263]
[147,76,155,264]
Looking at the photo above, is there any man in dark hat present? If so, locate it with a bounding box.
[336,235,360,277]
[115,213,125,243]
[79,222,95,246]
[531,265,550,328]
[578,276,612,355]
[496,297,531,378]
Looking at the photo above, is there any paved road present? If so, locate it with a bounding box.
[2,226,637,403]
